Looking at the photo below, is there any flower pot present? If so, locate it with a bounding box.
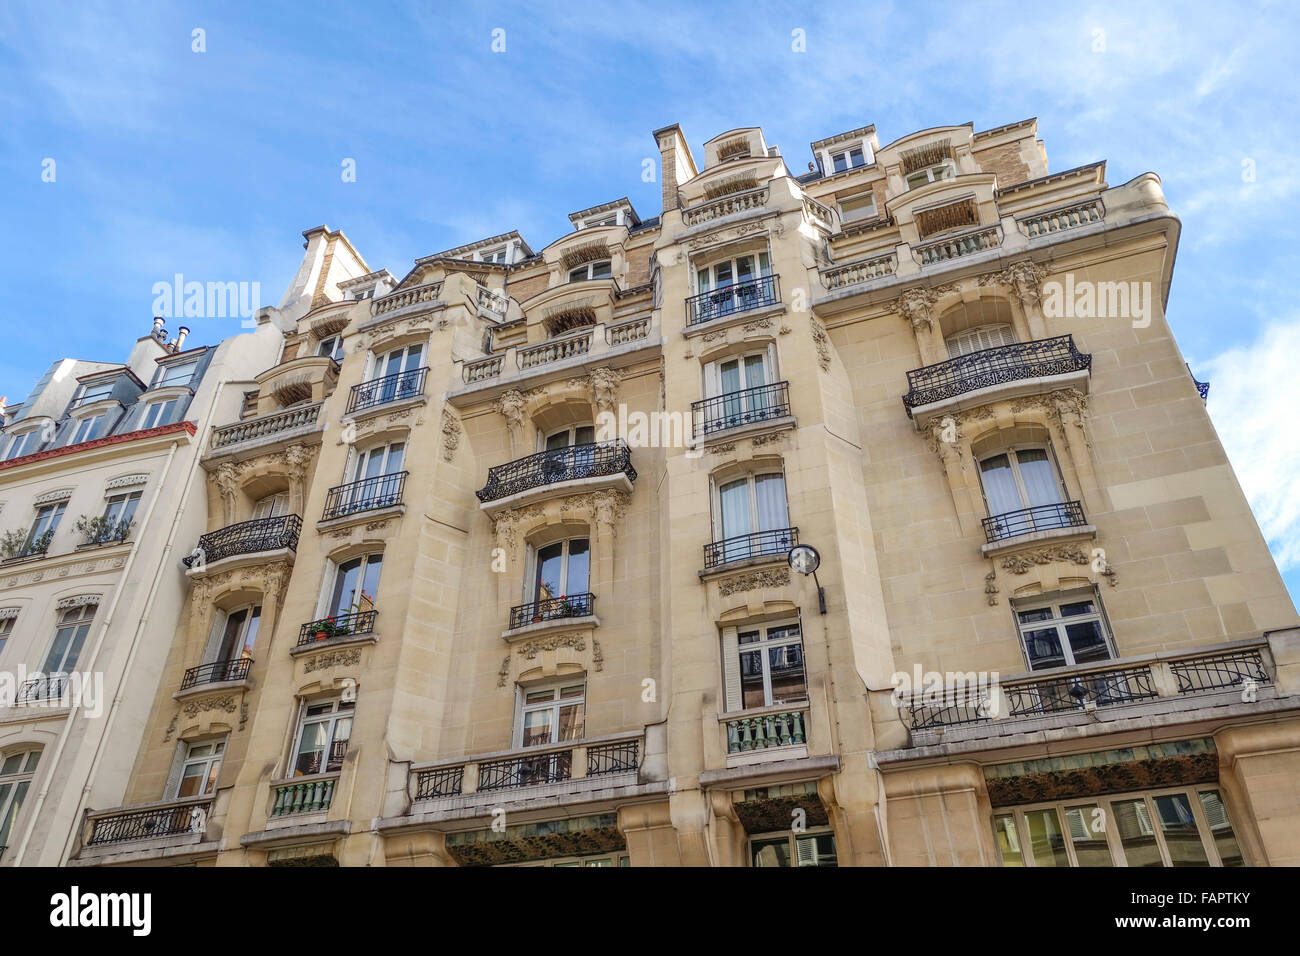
[315,631,329,641]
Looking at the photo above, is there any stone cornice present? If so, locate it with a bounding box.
[0,421,196,475]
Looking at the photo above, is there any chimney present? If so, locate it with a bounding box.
[173,326,190,352]
[653,124,698,214]
[152,316,166,341]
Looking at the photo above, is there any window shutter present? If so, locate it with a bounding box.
[795,835,818,866]
[1200,791,1229,829]
[721,626,742,712]
[200,611,227,664]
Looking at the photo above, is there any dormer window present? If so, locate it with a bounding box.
[67,414,104,445]
[155,360,198,389]
[831,146,866,173]
[582,214,618,229]
[569,260,612,282]
[2,429,40,461]
[350,288,375,301]
[479,247,508,264]
[906,161,956,190]
[317,336,344,362]
[73,381,114,409]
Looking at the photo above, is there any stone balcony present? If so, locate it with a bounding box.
[205,400,325,461]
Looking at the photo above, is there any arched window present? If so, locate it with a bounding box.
[526,536,591,616]
[201,604,262,678]
[977,446,1064,520]
[0,748,42,852]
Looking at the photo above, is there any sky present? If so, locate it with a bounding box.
[0,0,1296,604]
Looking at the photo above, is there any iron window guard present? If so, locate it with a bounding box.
[685,274,780,326]
[902,334,1091,414]
[476,440,634,503]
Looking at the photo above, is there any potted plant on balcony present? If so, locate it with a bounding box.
[307,616,338,641]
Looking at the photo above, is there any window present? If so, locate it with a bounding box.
[906,161,956,189]
[291,698,354,776]
[41,603,95,676]
[350,288,375,300]
[0,613,15,658]
[1015,592,1113,671]
[479,247,507,264]
[24,501,66,555]
[139,398,177,429]
[945,324,1015,357]
[713,471,791,562]
[74,381,114,407]
[993,788,1244,867]
[95,491,141,541]
[694,252,775,321]
[568,260,612,282]
[508,853,629,867]
[67,414,103,445]
[317,336,344,362]
[175,740,225,798]
[2,429,40,461]
[542,425,595,451]
[156,361,198,388]
[327,553,382,617]
[702,349,781,434]
[733,622,806,709]
[978,447,1064,520]
[530,537,590,606]
[351,441,405,482]
[367,344,425,401]
[204,605,261,668]
[837,191,877,224]
[251,492,288,520]
[519,681,586,747]
[751,830,836,867]
[0,749,42,851]
[582,214,619,229]
[831,146,866,173]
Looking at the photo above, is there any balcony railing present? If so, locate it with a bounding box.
[296,609,378,647]
[821,253,898,290]
[982,500,1087,544]
[725,708,808,754]
[372,281,441,317]
[476,440,634,503]
[686,274,780,326]
[15,674,69,704]
[681,185,768,227]
[914,224,1003,266]
[692,382,790,437]
[605,316,651,346]
[183,513,302,567]
[1017,198,1105,238]
[704,526,797,569]
[463,355,504,384]
[271,776,337,816]
[179,658,252,691]
[509,593,595,630]
[902,646,1274,732]
[411,735,640,803]
[321,472,408,520]
[210,401,323,450]
[903,334,1092,413]
[1187,363,1210,403]
[87,799,213,846]
[476,285,508,316]
[517,330,591,370]
[346,367,428,414]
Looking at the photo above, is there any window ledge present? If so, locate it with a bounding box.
[289,632,378,657]
[479,472,633,520]
[185,546,296,580]
[698,550,790,581]
[315,503,406,534]
[172,677,252,702]
[502,615,599,643]
[980,523,1096,558]
[694,414,796,447]
[682,302,787,341]
[339,394,427,425]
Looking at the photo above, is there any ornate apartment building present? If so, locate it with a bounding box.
[0,318,281,865]
[57,118,1300,868]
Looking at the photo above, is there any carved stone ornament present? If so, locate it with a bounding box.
[1000,545,1091,574]
[978,260,1047,310]
[718,567,790,595]
[810,319,832,372]
[893,284,957,331]
[304,648,363,673]
[441,408,462,462]
[588,367,621,414]
[984,569,999,606]
[517,633,587,660]
[181,695,238,718]
[55,594,102,610]
[497,655,512,687]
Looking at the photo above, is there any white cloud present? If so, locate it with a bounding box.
[1203,319,1300,571]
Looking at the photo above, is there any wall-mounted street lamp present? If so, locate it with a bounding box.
[788,544,826,615]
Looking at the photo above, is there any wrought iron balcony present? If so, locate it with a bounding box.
[685,274,780,326]
[345,367,429,414]
[179,658,252,691]
[509,593,595,630]
[901,646,1274,733]
[476,440,634,503]
[411,736,640,803]
[296,609,378,647]
[479,750,573,792]
[692,381,791,437]
[321,472,408,520]
[902,334,1091,414]
[725,708,808,754]
[1187,363,1210,403]
[704,526,798,569]
[183,513,302,568]
[87,799,213,846]
[982,501,1087,544]
[15,674,69,704]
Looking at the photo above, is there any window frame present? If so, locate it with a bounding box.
[515,680,587,749]
[0,611,17,660]
[711,468,790,546]
[525,535,591,605]
[289,697,355,778]
[906,161,956,190]
[323,552,383,618]
[568,259,612,282]
[139,398,177,430]
[830,146,866,173]
[174,739,226,799]
[734,620,807,710]
[992,786,1244,868]
[749,827,837,867]
[66,413,104,446]
[25,501,66,554]
[976,443,1067,518]
[2,429,40,460]
[317,336,345,362]
[1013,589,1116,671]
[836,190,878,224]
[201,603,262,666]
[944,323,1016,357]
[41,603,96,676]
[154,360,198,389]
[0,748,43,850]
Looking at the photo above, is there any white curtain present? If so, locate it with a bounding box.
[1016,449,1061,506]
[979,455,1021,515]
[720,480,751,539]
[754,475,789,531]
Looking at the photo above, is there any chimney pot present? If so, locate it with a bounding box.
[174,327,190,351]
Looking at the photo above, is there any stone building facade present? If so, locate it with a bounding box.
[60,119,1300,868]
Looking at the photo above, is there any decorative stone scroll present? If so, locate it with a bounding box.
[999,545,1092,575]
[304,648,363,673]
[718,567,790,596]
[441,408,462,462]
[104,474,149,491]
[516,633,587,660]
[55,593,102,611]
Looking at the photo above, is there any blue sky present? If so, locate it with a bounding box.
[1,0,1296,605]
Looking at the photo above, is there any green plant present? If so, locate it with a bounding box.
[74,514,134,545]
[1,527,53,559]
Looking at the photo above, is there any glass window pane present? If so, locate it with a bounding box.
[525,690,555,704]
[719,479,752,541]
[993,814,1024,866]
[0,754,23,775]
[1060,601,1096,616]
[1154,794,1210,866]
[534,543,564,601]
[768,644,806,703]
[1065,621,1110,664]
[1113,799,1163,866]
[740,649,765,708]
[979,455,1021,515]
[522,710,553,747]
[1023,808,1070,866]
[359,556,382,607]
[557,702,584,741]
[1022,628,1065,670]
[1198,791,1243,866]
[1064,805,1113,866]
[751,838,790,867]
[1015,449,1062,507]
[564,539,590,595]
